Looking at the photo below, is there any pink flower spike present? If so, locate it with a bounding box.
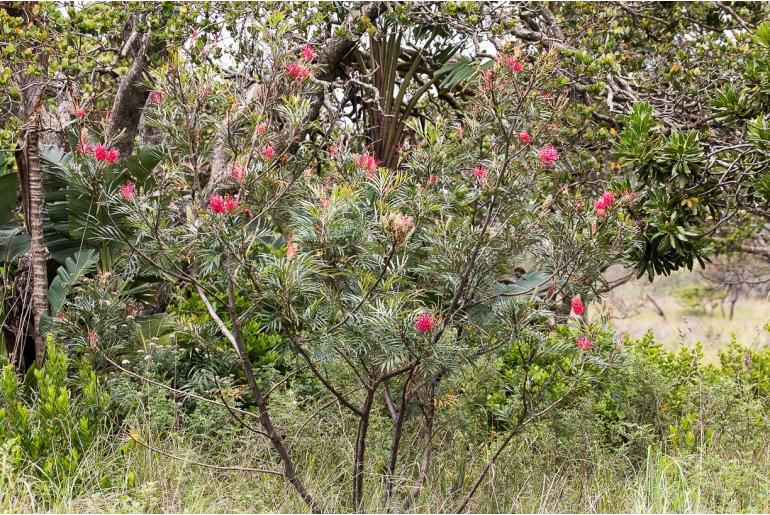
[601,191,615,207]
[415,314,434,334]
[94,143,109,162]
[106,147,121,164]
[594,191,614,216]
[577,335,593,351]
[149,91,163,104]
[301,44,317,61]
[231,163,246,181]
[72,107,87,119]
[506,57,524,72]
[538,145,559,168]
[357,154,380,178]
[286,62,312,81]
[255,123,267,136]
[518,131,532,144]
[471,165,488,185]
[209,194,226,214]
[286,235,298,260]
[571,296,584,316]
[262,146,276,160]
[76,142,92,155]
[119,181,136,201]
[223,196,239,213]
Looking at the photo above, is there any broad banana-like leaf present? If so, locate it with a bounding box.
[48,248,99,316]
[497,271,555,296]
[0,228,30,261]
[0,153,17,225]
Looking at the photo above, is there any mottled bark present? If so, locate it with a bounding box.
[40,86,74,149]
[307,2,387,122]
[107,33,159,156]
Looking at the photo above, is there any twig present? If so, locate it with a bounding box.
[126,431,281,476]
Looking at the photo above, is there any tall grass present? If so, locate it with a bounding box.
[2,409,767,513]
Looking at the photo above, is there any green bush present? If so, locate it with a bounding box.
[0,339,107,482]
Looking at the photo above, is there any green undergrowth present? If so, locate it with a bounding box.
[0,333,768,513]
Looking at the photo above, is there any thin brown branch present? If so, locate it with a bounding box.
[126,431,281,476]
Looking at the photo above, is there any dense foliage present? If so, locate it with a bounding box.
[0,2,769,513]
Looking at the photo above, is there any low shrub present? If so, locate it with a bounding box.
[0,340,107,483]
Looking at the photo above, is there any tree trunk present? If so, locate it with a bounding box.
[23,110,49,365]
[384,372,414,507]
[107,33,161,156]
[353,388,376,510]
[220,273,321,512]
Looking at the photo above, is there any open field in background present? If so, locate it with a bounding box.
[602,267,770,363]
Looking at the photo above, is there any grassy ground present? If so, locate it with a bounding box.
[3,422,768,513]
[602,269,770,363]
[3,377,769,514]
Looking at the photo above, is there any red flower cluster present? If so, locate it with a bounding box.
[505,56,525,72]
[415,314,434,334]
[571,296,584,316]
[471,165,488,185]
[231,163,246,181]
[301,44,316,61]
[255,122,267,136]
[518,131,532,144]
[72,107,87,119]
[262,146,276,160]
[538,145,559,168]
[286,62,312,81]
[149,91,163,104]
[594,191,615,217]
[209,194,239,214]
[358,154,380,178]
[498,54,525,73]
[119,181,136,201]
[94,143,121,164]
[577,335,593,350]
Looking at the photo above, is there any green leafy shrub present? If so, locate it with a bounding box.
[0,340,107,482]
[718,338,770,399]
